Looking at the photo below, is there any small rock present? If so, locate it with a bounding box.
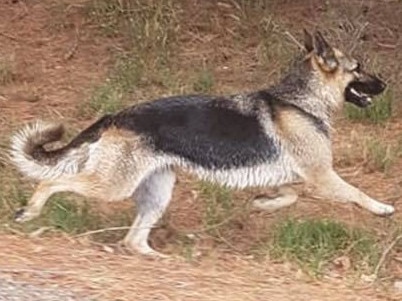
[333,255,351,271]
[394,280,402,292]
[361,273,376,283]
[102,245,115,254]
[186,233,196,240]
[295,268,304,280]
[29,226,52,238]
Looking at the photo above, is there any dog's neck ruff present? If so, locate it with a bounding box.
[266,68,340,131]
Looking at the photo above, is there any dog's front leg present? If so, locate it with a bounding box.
[308,169,394,216]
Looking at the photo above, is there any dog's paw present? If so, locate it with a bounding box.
[252,193,297,213]
[122,240,169,258]
[252,198,282,213]
[371,203,395,217]
[14,208,36,223]
[136,246,170,259]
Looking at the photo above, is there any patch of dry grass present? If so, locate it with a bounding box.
[364,137,397,173]
[0,56,14,86]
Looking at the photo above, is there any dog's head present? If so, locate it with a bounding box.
[304,30,386,108]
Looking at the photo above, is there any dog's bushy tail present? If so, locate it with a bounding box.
[10,121,81,180]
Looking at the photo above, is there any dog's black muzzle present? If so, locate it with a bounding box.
[345,73,386,108]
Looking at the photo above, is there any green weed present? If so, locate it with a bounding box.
[345,88,393,124]
[364,138,396,173]
[86,0,123,36]
[84,0,180,114]
[83,56,142,115]
[0,59,14,85]
[257,17,297,72]
[87,0,179,66]
[43,196,101,233]
[176,233,196,261]
[198,181,234,233]
[267,219,379,275]
[87,82,123,115]
[41,196,133,241]
[193,69,214,93]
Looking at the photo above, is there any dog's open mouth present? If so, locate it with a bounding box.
[345,84,373,107]
[345,76,386,108]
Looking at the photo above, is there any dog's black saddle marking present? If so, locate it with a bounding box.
[113,95,279,169]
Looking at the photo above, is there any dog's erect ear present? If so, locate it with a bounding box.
[313,31,338,71]
[303,29,314,52]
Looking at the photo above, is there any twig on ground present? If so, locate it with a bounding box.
[373,234,402,280]
[3,224,26,236]
[75,226,131,238]
[284,31,304,50]
[376,42,397,49]
[0,267,79,276]
[29,227,53,238]
[64,28,80,61]
[0,31,20,42]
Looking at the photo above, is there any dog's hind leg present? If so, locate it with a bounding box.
[14,180,55,223]
[14,173,102,223]
[123,169,176,257]
[308,169,395,216]
[252,185,298,212]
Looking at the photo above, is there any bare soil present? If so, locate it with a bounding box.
[1,235,401,301]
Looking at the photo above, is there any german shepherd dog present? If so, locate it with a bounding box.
[10,30,394,256]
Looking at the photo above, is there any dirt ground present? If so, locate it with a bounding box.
[0,0,402,300]
[0,234,401,301]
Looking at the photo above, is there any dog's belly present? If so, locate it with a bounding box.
[175,158,300,189]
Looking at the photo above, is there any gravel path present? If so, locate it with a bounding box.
[0,276,93,301]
